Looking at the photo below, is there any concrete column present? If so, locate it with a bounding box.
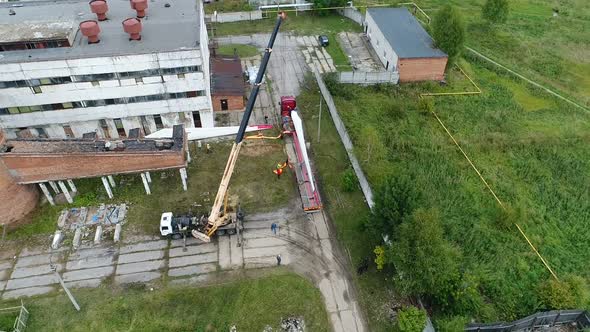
[186,143,192,163]
[67,179,77,193]
[39,183,55,206]
[145,172,152,183]
[179,168,188,191]
[101,176,114,199]
[107,175,116,188]
[58,180,73,204]
[141,173,151,195]
[49,181,60,194]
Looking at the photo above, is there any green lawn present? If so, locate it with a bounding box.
[0,272,330,331]
[215,13,362,37]
[8,139,296,238]
[217,44,259,58]
[204,0,252,14]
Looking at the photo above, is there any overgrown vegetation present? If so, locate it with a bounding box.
[9,139,295,238]
[482,0,509,24]
[432,4,465,62]
[395,306,427,332]
[204,0,252,14]
[217,44,260,58]
[2,273,330,331]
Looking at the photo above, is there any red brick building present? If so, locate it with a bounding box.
[211,57,245,112]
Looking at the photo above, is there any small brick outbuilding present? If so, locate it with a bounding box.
[365,7,448,82]
[211,57,245,112]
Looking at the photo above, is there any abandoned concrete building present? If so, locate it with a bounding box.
[211,57,245,112]
[365,7,448,82]
[0,0,213,139]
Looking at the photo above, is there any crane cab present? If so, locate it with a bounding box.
[280,96,296,117]
[159,212,174,237]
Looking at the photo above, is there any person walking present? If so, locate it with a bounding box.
[276,254,282,266]
[273,166,283,179]
[271,223,277,235]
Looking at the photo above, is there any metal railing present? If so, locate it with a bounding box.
[466,310,590,332]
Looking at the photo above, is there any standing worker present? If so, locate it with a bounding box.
[276,254,282,266]
[271,222,277,235]
[273,161,288,179]
[206,143,212,154]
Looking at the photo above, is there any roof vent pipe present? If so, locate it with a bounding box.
[89,0,108,21]
[131,0,148,18]
[79,20,101,44]
[122,18,142,41]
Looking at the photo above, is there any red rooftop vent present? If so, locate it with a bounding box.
[122,18,142,41]
[89,0,108,21]
[131,0,148,18]
[79,20,101,44]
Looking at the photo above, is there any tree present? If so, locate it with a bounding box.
[395,306,427,332]
[365,175,418,241]
[312,0,347,15]
[482,0,509,24]
[388,209,461,302]
[432,5,466,62]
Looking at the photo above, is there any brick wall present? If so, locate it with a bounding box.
[1,152,186,184]
[212,95,244,112]
[398,57,448,82]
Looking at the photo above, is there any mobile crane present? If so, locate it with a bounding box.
[190,12,287,243]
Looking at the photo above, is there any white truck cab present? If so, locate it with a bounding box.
[160,212,173,237]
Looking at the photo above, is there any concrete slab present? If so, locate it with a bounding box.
[2,286,55,299]
[218,235,231,270]
[119,240,168,254]
[65,278,103,289]
[168,263,217,277]
[5,273,58,290]
[116,259,165,275]
[169,237,207,248]
[320,239,334,261]
[242,229,270,239]
[229,235,243,268]
[330,312,345,332]
[314,214,330,239]
[340,309,358,332]
[169,243,217,257]
[69,247,114,260]
[118,250,164,264]
[11,263,64,279]
[244,237,287,249]
[330,274,350,311]
[115,271,161,284]
[244,256,280,269]
[0,280,5,292]
[169,253,217,268]
[0,261,13,271]
[0,248,16,260]
[19,246,67,257]
[168,273,212,286]
[319,277,338,313]
[243,245,286,259]
[66,255,115,270]
[14,252,64,268]
[62,265,114,282]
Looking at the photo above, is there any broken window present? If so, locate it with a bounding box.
[153,114,164,130]
[192,111,202,128]
[113,118,126,138]
[100,119,111,139]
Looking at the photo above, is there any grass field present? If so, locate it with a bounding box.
[0,272,330,331]
[8,139,296,239]
[217,44,259,58]
[204,0,252,14]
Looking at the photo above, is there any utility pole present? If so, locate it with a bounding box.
[317,93,323,143]
[51,264,80,311]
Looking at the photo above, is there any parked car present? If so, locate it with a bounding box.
[318,35,329,47]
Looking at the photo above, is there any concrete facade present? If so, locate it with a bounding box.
[364,12,399,72]
[0,0,214,139]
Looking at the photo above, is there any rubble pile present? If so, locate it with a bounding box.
[280,317,305,332]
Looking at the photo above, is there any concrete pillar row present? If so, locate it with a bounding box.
[38,183,55,206]
[141,173,151,195]
[107,175,116,188]
[145,172,152,183]
[67,179,77,193]
[101,176,114,199]
[58,180,73,204]
[179,168,188,191]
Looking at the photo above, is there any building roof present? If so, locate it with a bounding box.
[211,57,244,96]
[367,7,447,59]
[0,0,201,64]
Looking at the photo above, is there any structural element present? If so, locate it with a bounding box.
[145,172,152,183]
[179,168,188,191]
[89,0,109,21]
[211,57,246,112]
[123,18,142,40]
[107,175,116,188]
[141,172,151,195]
[58,180,73,204]
[101,176,114,199]
[79,20,101,44]
[364,7,447,82]
[67,179,77,193]
[49,181,60,194]
[39,183,55,206]
[131,0,148,18]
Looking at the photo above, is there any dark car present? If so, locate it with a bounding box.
[318,35,329,47]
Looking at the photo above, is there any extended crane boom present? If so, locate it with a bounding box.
[192,12,286,243]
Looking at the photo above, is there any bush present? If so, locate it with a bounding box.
[538,276,590,310]
[436,316,469,332]
[432,5,465,62]
[341,168,358,192]
[374,245,386,270]
[482,0,509,24]
[312,0,347,15]
[395,306,427,332]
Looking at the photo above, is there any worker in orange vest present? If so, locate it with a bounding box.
[273,160,288,179]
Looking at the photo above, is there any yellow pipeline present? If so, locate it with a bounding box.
[421,64,482,97]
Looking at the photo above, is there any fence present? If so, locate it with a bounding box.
[0,303,29,332]
[207,10,263,23]
[338,6,364,25]
[337,71,399,84]
[313,68,374,208]
[465,310,590,332]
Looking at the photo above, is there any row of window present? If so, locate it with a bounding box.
[0,65,202,89]
[17,111,203,139]
[0,39,70,52]
[0,90,205,115]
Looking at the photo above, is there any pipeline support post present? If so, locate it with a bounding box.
[179,168,188,191]
[58,181,73,204]
[39,183,55,206]
[101,176,114,199]
[107,175,116,188]
[67,179,77,193]
[141,173,151,195]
